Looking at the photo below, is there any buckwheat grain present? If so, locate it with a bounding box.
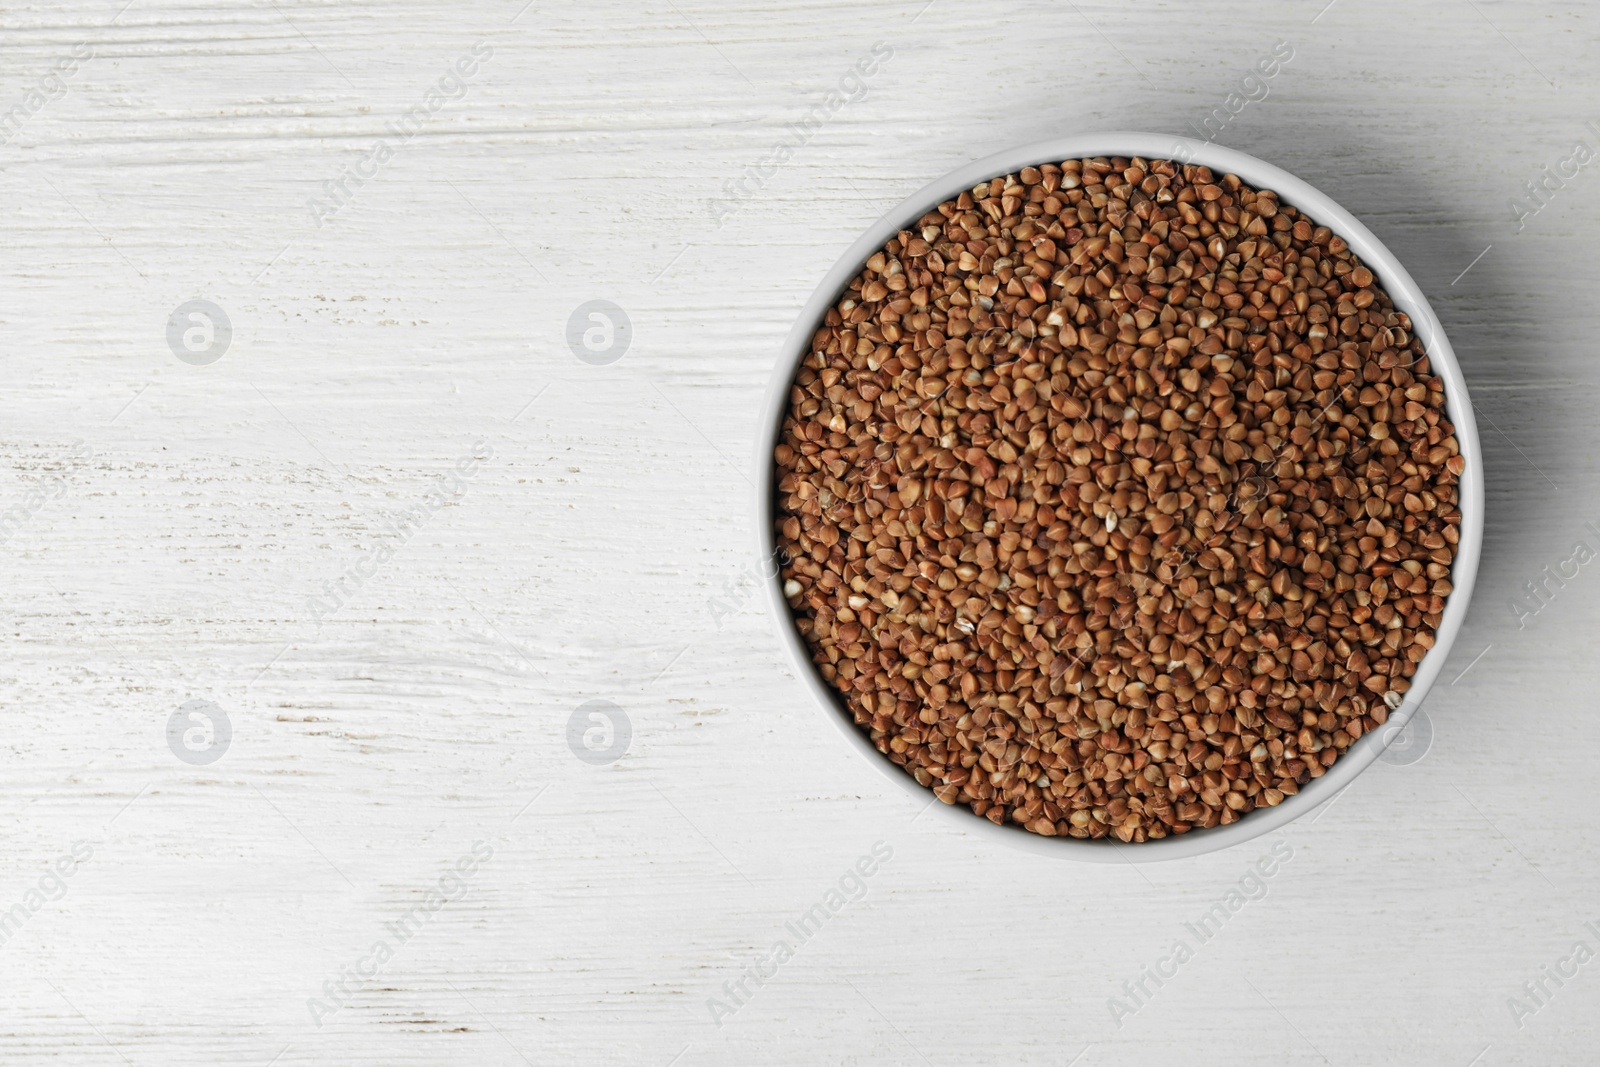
[774,157,1462,841]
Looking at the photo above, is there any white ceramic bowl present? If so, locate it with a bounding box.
[755,133,1484,862]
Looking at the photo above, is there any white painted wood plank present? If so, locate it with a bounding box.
[2,1,1598,1064]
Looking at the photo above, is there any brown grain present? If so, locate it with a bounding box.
[773,156,1462,842]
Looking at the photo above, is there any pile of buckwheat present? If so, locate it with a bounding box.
[774,156,1462,842]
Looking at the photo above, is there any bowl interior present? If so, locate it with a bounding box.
[755,132,1484,862]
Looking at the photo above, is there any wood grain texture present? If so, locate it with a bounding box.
[2,0,1597,1063]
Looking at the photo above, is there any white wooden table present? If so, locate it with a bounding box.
[2,1,1595,1063]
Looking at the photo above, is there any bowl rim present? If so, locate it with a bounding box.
[752,132,1484,862]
